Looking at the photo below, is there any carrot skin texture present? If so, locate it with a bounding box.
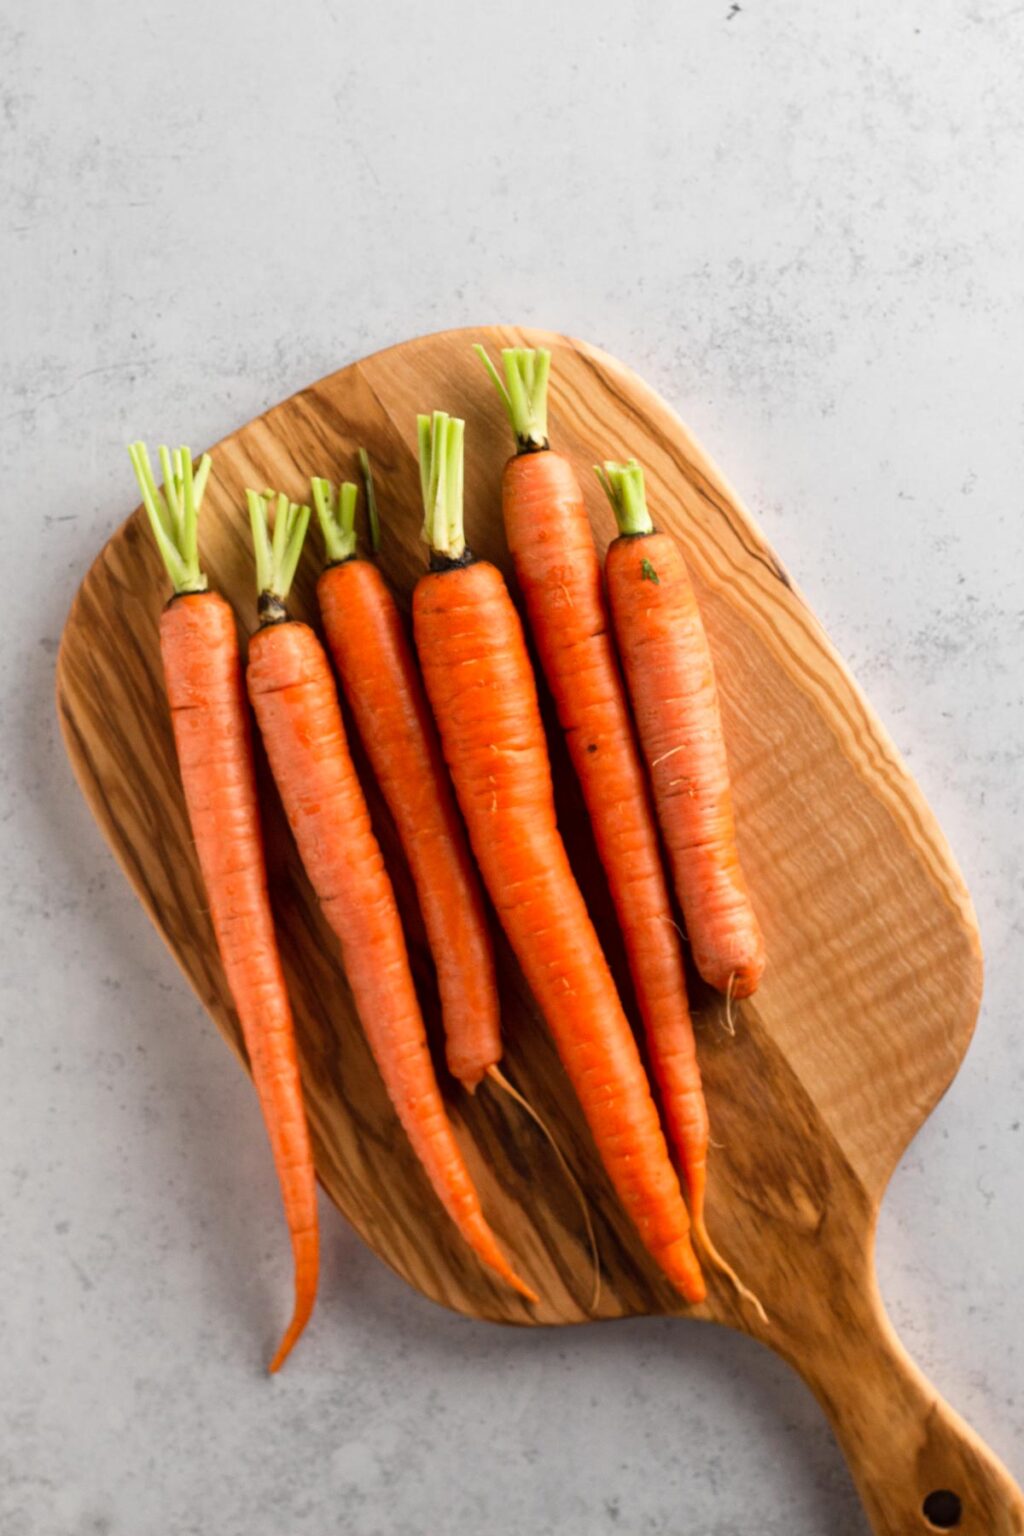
[606,531,766,997]
[499,451,711,1212]
[317,560,501,1091]
[246,618,534,1302]
[413,560,705,1304]
[160,592,318,1372]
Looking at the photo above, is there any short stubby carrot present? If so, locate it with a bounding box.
[597,459,766,999]
[242,488,535,1303]
[128,443,318,1373]
[412,412,705,1305]
[310,469,501,1091]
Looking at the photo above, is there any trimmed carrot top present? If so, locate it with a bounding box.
[311,449,382,566]
[594,459,654,537]
[128,442,211,594]
[245,489,311,623]
[473,345,551,453]
[310,477,359,565]
[418,411,466,558]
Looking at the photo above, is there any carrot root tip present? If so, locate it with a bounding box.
[722,973,737,1036]
[693,1215,767,1327]
[486,1065,601,1313]
[267,1327,301,1375]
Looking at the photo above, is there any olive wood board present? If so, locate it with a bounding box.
[55,326,1021,1535]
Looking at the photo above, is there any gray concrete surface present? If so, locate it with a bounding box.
[2,2,1022,1532]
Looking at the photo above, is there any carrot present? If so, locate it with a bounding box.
[411,412,705,1306]
[127,443,318,1373]
[596,458,766,1001]
[476,349,761,1315]
[309,464,501,1091]
[242,487,536,1304]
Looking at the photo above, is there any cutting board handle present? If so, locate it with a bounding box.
[786,1276,1024,1535]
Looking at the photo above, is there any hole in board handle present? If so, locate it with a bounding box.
[922,1489,963,1529]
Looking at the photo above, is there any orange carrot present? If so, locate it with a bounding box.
[597,458,766,1000]
[476,350,760,1313]
[127,443,318,1373]
[309,467,501,1090]
[411,412,705,1305]
[242,488,536,1303]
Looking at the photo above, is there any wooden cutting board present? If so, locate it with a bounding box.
[56,326,1021,1534]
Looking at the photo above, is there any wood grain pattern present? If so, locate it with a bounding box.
[56,327,1020,1533]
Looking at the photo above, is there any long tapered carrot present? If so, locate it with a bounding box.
[596,458,766,1000]
[411,411,705,1305]
[309,468,501,1091]
[475,349,760,1313]
[127,443,318,1373]
[241,487,535,1303]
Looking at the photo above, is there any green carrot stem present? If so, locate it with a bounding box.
[417,411,466,558]
[358,448,381,555]
[128,441,211,595]
[310,477,359,564]
[594,459,653,537]
[473,345,551,453]
[246,488,311,606]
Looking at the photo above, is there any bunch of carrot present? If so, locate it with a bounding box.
[129,343,766,1368]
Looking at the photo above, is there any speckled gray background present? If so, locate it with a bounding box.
[2,2,1022,1533]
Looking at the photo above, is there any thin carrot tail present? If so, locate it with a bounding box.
[465,1208,539,1304]
[658,1234,707,1305]
[722,972,738,1036]
[267,1225,320,1373]
[690,1205,767,1325]
[499,1265,539,1306]
[486,1065,601,1312]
